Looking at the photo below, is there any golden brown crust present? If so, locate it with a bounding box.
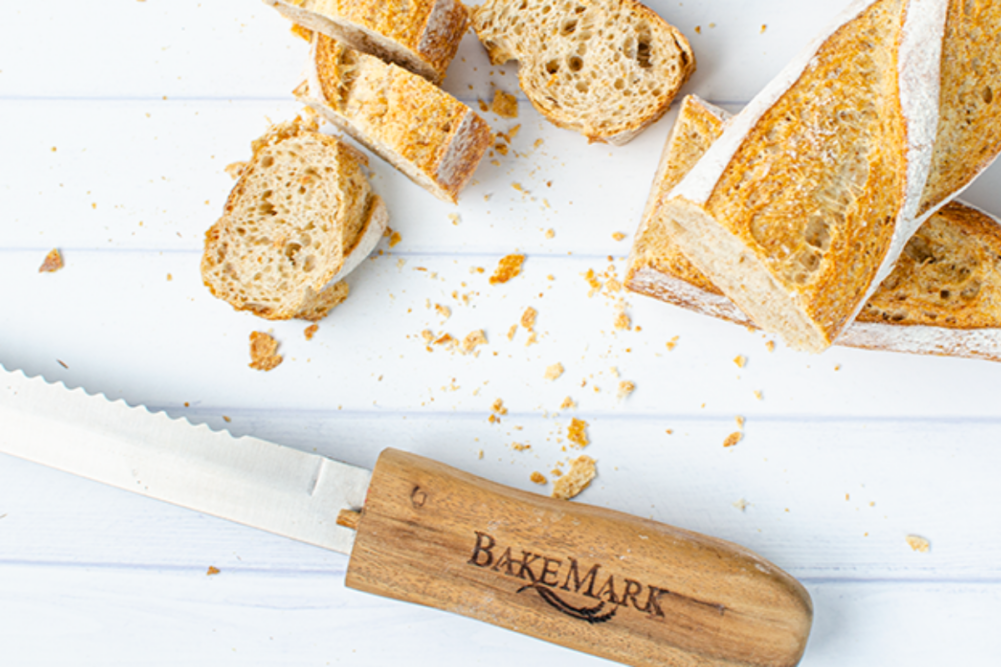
[919,0,1001,217]
[39,249,64,273]
[704,0,908,342]
[249,332,283,371]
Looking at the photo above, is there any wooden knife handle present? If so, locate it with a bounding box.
[345,449,812,667]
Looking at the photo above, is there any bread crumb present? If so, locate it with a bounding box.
[222,415,231,423]
[491,90,519,118]
[506,324,518,341]
[525,331,538,346]
[249,332,283,371]
[545,228,555,239]
[39,249,64,273]
[552,455,596,500]
[666,336,679,351]
[760,24,768,33]
[723,431,742,448]
[304,324,319,340]
[520,306,537,329]
[545,363,564,380]
[754,390,764,400]
[765,340,776,352]
[389,230,402,248]
[435,304,451,319]
[906,535,930,553]
[618,380,635,398]
[206,566,221,576]
[735,415,745,428]
[490,254,525,284]
[448,213,461,225]
[511,442,531,452]
[733,355,747,368]
[492,398,508,416]
[462,329,487,353]
[611,232,626,241]
[733,498,749,511]
[530,471,548,485]
[512,182,526,193]
[613,310,631,330]
[224,161,247,179]
[694,25,701,34]
[567,417,589,448]
[478,449,484,460]
[560,396,575,410]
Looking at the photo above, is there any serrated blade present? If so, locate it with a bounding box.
[0,365,370,555]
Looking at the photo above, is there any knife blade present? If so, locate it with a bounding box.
[0,365,813,667]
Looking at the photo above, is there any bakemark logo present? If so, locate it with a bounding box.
[466,531,711,624]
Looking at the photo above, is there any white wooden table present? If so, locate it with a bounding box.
[2,1,1000,664]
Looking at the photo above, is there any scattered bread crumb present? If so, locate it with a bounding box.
[735,415,745,428]
[491,90,519,118]
[490,254,525,284]
[506,324,518,341]
[666,336,679,351]
[613,310,631,330]
[492,398,508,416]
[39,249,64,273]
[224,161,247,179]
[449,213,461,225]
[733,499,749,511]
[462,329,487,353]
[545,228,555,239]
[560,396,576,410]
[389,230,402,248]
[530,471,547,485]
[765,340,776,352]
[435,304,451,319]
[304,324,319,340]
[511,442,531,452]
[206,566,220,576]
[478,449,484,460]
[723,431,742,448]
[545,363,564,380]
[552,455,596,500]
[733,355,747,368]
[249,332,283,371]
[611,232,626,241]
[567,417,589,448]
[761,24,767,33]
[906,535,930,553]
[618,380,635,398]
[754,390,764,400]
[520,306,537,329]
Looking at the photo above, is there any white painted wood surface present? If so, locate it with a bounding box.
[2,1,1000,664]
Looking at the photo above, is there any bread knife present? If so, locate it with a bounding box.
[0,366,812,667]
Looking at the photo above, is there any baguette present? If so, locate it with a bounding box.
[296,34,493,204]
[263,0,468,84]
[202,117,388,321]
[469,0,694,145]
[627,95,1001,363]
[660,0,953,353]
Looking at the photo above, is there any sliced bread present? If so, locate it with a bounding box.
[202,116,388,321]
[296,34,493,204]
[627,95,1001,362]
[263,0,469,84]
[659,0,952,353]
[469,0,694,145]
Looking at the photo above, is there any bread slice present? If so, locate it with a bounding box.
[659,0,952,353]
[262,0,468,84]
[469,0,694,146]
[296,34,493,204]
[627,95,1001,362]
[202,116,388,321]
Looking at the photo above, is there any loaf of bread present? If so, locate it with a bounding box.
[262,0,468,84]
[659,0,955,353]
[296,34,493,204]
[627,95,1001,362]
[202,116,387,321]
[469,0,694,145]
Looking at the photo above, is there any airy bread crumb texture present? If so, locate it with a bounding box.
[490,253,525,284]
[906,534,930,553]
[567,417,589,447]
[552,455,596,500]
[249,331,283,371]
[471,0,695,145]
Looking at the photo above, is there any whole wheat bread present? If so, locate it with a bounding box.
[627,95,1001,362]
[202,116,388,321]
[469,0,694,145]
[297,34,493,204]
[661,0,1001,353]
[263,0,468,84]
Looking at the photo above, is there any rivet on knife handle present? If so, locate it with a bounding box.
[346,449,813,667]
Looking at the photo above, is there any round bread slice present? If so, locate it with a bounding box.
[202,117,388,321]
[470,0,695,145]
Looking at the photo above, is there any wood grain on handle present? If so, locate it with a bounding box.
[346,449,812,667]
